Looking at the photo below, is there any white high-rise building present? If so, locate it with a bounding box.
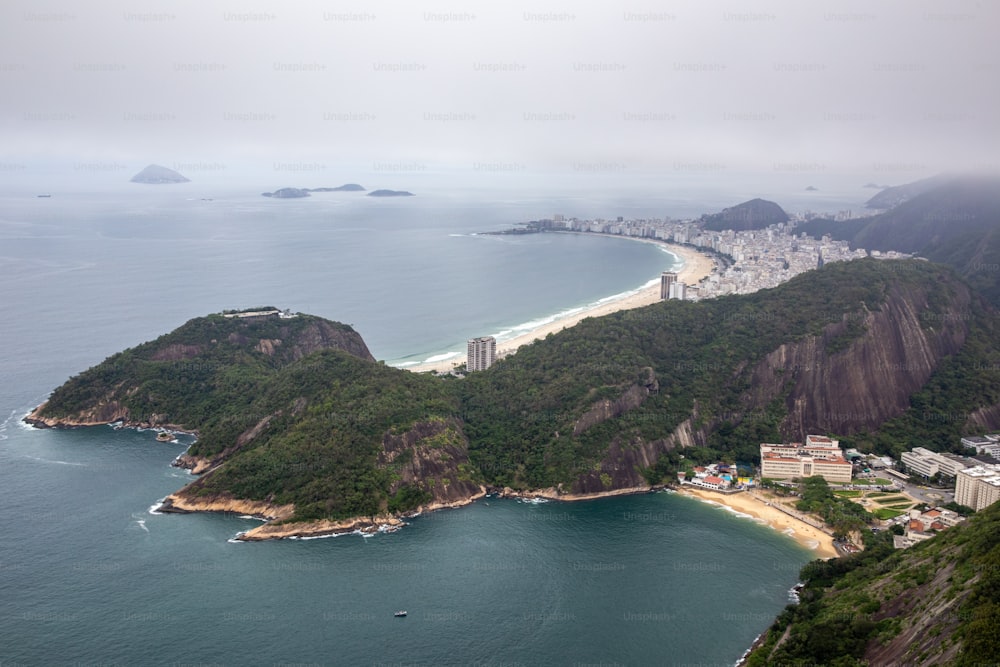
[660,272,677,300]
[955,464,1000,511]
[466,336,496,372]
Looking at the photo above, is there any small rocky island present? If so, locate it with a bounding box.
[367,189,414,197]
[130,164,190,184]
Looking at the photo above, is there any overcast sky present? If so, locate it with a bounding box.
[2,0,998,185]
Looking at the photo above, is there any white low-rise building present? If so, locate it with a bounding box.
[760,435,852,483]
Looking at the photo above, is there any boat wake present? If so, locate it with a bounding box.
[22,455,87,467]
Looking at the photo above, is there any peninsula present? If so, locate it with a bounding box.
[26,259,1000,544]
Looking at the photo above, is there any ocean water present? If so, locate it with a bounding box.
[0,184,857,665]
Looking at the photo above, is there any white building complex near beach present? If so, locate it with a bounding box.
[759,435,853,484]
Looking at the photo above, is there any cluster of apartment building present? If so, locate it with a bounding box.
[541,216,873,299]
[759,435,853,484]
[894,507,966,549]
[955,463,1000,511]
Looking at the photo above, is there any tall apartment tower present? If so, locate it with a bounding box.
[467,336,497,372]
[660,272,677,300]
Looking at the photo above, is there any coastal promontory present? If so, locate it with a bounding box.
[26,260,1000,539]
[130,164,190,184]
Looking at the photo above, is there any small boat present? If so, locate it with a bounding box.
[393,610,407,617]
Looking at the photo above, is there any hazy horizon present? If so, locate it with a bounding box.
[2,0,998,189]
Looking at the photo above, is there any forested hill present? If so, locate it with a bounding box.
[701,197,790,231]
[744,500,1000,666]
[27,260,1000,526]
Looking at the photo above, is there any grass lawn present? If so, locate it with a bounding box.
[886,503,916,510]
[834,490,863,498]
[873,508,905,520]
[873,495,909,503]
[873,478,893,485]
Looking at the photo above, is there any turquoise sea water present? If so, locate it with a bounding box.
[0,185,854,665]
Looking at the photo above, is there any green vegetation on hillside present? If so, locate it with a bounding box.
[33,259,1000,523]
[745,501,1000,666]
[795,477,871,538]
[187,350,461,521]
[461,259,900,488]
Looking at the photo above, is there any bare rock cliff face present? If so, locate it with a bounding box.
[378,418,482,505]
[287,320,374,362]
[746,281,971,439]
[573,384,650,436]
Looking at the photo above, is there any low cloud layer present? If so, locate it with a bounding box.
[2,0,997,184]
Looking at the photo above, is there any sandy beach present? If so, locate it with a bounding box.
[405,239,716,373]
[678,486,839,560]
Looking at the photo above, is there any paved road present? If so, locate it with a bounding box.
[899,480,955,506]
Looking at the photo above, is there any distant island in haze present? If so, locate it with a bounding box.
[261,184,368,198]
[311,184,365,192]
[130,164,190,184]
[367,189,414,197]
[262,187,310,198]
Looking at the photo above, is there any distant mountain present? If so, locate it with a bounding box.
[799,175,1000,305]
[262,188,310,198]
[130,164,190,184]
[701,198,789,231]
[368,189,414,197]
[805,185,819,191]
[864,174,951,209]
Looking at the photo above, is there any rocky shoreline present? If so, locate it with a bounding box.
[490,484,663,502]
[24,403,198,437]
[26,407,669,540]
